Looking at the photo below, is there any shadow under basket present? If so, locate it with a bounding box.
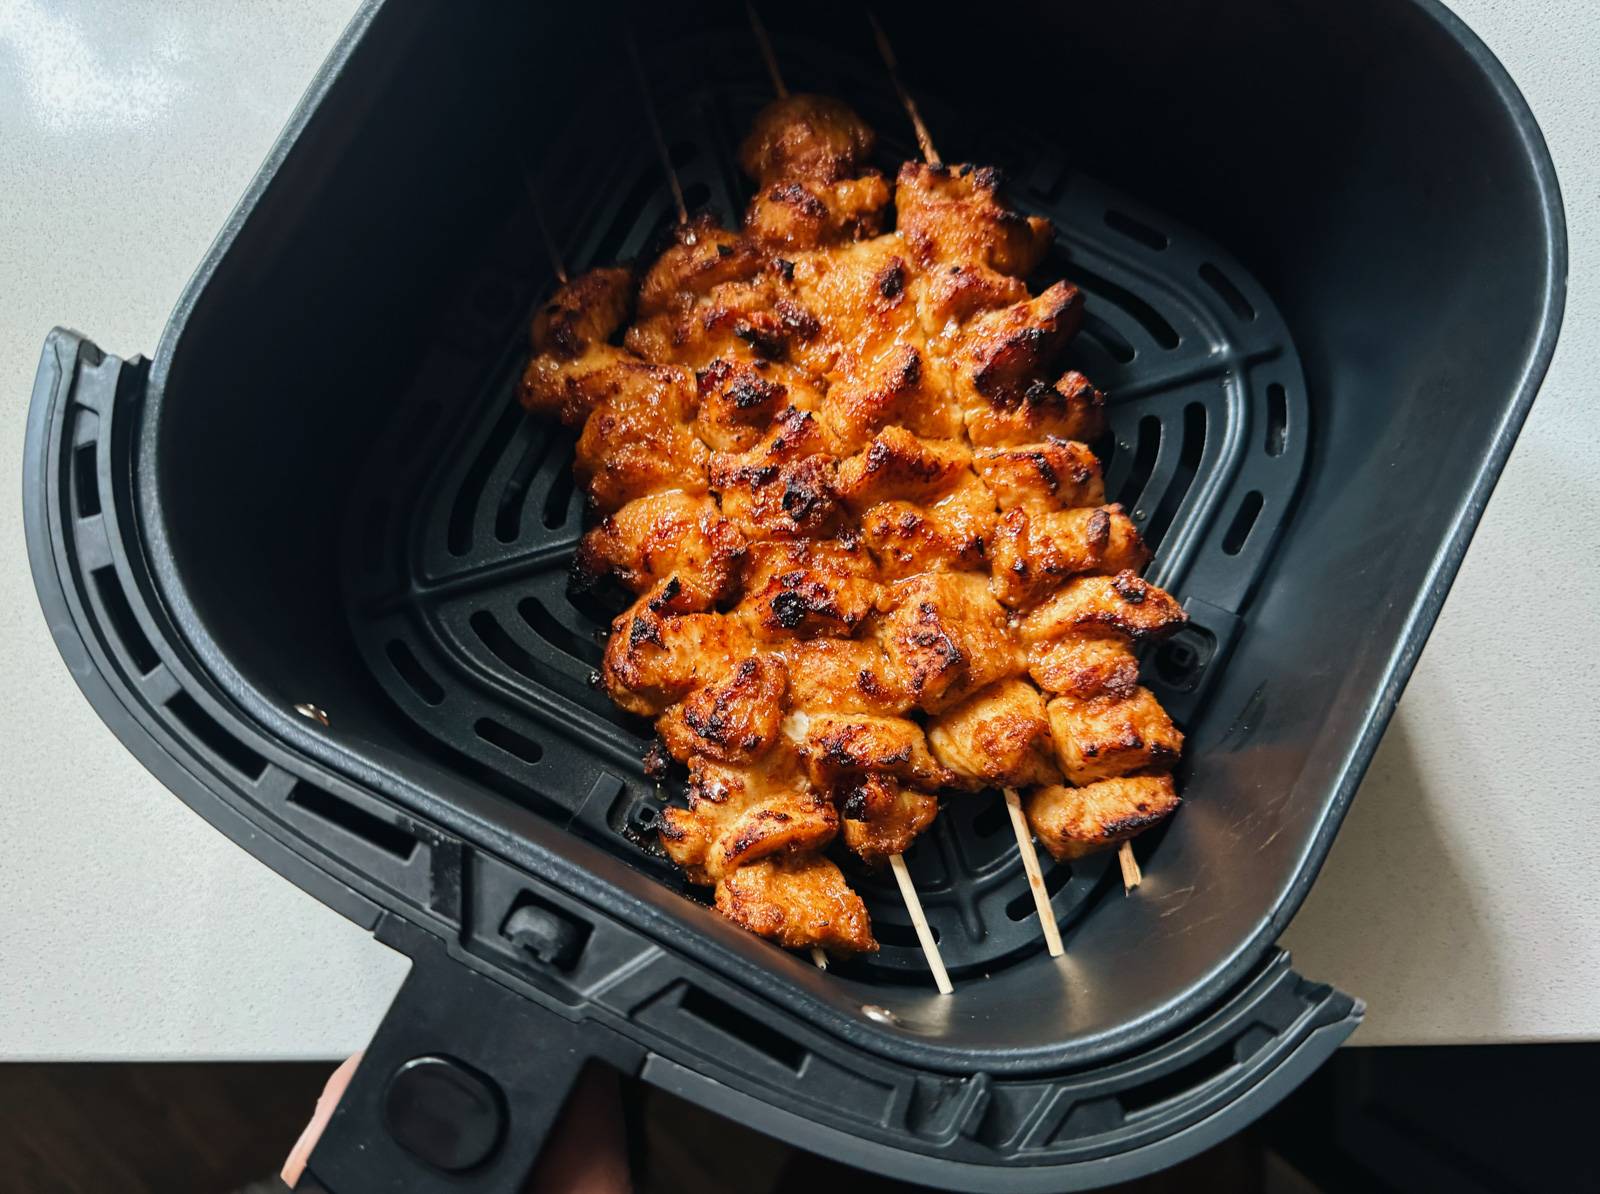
[23,1,1563,1191]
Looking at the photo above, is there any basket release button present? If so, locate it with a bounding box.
[383,1054,506,1172]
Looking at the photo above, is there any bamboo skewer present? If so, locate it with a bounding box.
[520,166,569,285]
[1004,788,1065,957]
[890,854,953,995]
[625,29,690,225]
[1119,841,1142,890]
[747,4,788,98]
[867,10,941,167]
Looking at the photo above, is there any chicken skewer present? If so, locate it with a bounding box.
[742,7,955,986]
[740,4,954,992]
[865,12,1063,952]
[625,29,689,226]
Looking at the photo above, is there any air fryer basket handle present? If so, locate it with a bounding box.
[304,918,641,1193]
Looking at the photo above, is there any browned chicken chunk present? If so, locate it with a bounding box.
[788,711,955,790]
[1046,689,1184,785]
[1026,775,1181,861]
[837,773,939,863]
[600,603,751,717]
[1020,571,1188,644]
[975,439,1105,513]
[573,492,746,610]
[965,369,1107,448]
[735,537,882,640]
[989,505,1149,608]
[777,636,914,716]
[873,573,1023,712]
[1028,635,1141,701]
[715,854,876,954]
[574,366,707,512]
[895,162,1054,276]
[740,94,877,186]
[927,678,1060,789]
[745,173,892,251]
[656,654,789,766]
[708,406,842,541]
[660,749,837,880]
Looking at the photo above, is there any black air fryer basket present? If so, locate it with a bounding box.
[23,2,1564,1189]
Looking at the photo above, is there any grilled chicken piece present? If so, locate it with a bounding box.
[778,636,914,716]
[859,471,997,578]
[1028,635,1141,700]
[601,603,751,717]
[927,678,1060,789]
[874,573,1023,712]
[530,266,633,354]
[966,370,1107,449]
[745,173,892,251]
[735,537,882,640]
[975,439,1105,514]
[627,276,819,372]
[955,281,1084,409]
[695,357,821,452]
[1020,571,1187,644]
[819,343,962,453]
[837,773,939,863]
[1046,689,1183,785]
[708,406,842,541]
[573,366,707,512]
[786,239,925,375]
[787,710,955,789]
[715,854,876,953]
[740,94,876,186]
[834,428,971,508]
[989,505,1150,608]
[656,654,789,766]
[637,216,766,317]
[573,492,746,610]
[660,749,838,880]
[914,261,1030,332]
[1026,774,1180,861]
[895,162,1054,277]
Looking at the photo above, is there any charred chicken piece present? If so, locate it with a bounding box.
[927,678,1060,790]
[519,267,646,427]
[778,636,914,717]
[739,94,877,186]
[965,370,1107,449]
[530,266,633,358]
[715,854,876,954]
[895,162,1054,277]
[975,439,1105,514]
[573,365,707,512]
[735,537,882,640]
[858,470,997,579]
[786,239,925,375]
[707,406,842,541]
[600,602,752,718]
[1027,635,1141,701]
[1020,571,1188,644]
[637,215,766,317]
[837,773,939,864]
[659,749,838,880]
[787,710,955,790]
[833,428,972,508]
[1026,774,1181,861]
[873,573,1023,712]
[914,261,1030,332]
[656,654,789,766]
[955,281,1085,410]
[988,505,1150,609]
[819,343,962,453]
[695,357,821,452]
[573,492,746,610]
[745,173,892,251]
[1046,688,1184,786]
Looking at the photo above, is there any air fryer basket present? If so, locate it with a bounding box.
[23,1,1563,1190]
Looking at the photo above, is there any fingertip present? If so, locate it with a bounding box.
[282,1052,364,1189]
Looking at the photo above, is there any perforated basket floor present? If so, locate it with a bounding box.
[342,37,1308,984]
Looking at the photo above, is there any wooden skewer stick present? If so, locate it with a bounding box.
[1118,841,1143,891]
[1003,788,1065,957]
[811,947,829,971]
[519,165,569,285]
[889,853,953,995]
[624,29,690,225]
[866,10,941,167]
[746,4,788,98]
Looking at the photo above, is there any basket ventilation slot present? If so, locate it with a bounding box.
[287,780,419,862]
[165,691,266,781]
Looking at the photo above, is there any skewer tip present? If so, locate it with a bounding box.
[747,4,788,99]
[1004,788,1065,958]
[1118,840,1143,891]
[810,946,829,971]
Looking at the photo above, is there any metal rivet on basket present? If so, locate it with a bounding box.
[294,702,330,727]
[861,1004,899,1026]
